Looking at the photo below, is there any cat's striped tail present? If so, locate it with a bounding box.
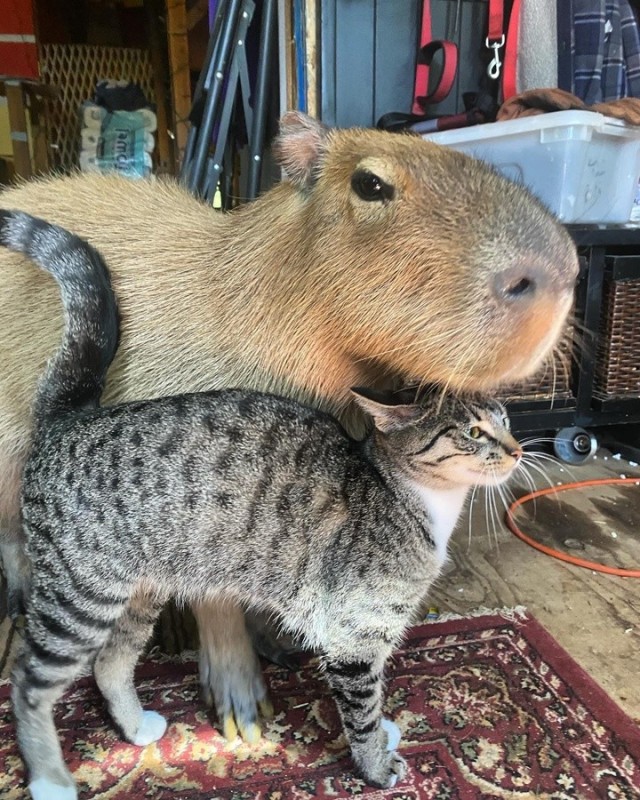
[0,209,120,427]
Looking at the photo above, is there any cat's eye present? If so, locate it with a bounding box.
[468,426,482,439]
[502,415,511,430]
[351,170,395,202]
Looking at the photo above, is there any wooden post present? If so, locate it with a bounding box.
[144,0,175,174]
[305,0,318,118]
[279,0,296,112]
[165,0,192,168]
[5,81,32,179]
[28,93,50,175]
[186,0,208,31]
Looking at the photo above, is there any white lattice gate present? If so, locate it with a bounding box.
[38,44,156,172]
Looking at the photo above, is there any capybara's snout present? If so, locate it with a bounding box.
[491,250,578,305]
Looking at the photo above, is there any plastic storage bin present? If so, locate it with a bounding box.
[422,111,640,224]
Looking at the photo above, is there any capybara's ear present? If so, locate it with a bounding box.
[272,112,331,190]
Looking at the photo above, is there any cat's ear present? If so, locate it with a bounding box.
[272,112,331,190]
[351,387,424,434]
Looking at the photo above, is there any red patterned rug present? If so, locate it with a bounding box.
[1,611,639,799]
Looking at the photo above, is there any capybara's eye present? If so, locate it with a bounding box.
[351,170,395,203]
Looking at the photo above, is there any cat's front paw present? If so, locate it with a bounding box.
[28,777,78,800]
[133,710,167,746]
[360,750,408,788]
[355,741,408,788]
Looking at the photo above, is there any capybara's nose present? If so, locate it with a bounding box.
[492,249,578,304]
[493,268,537,301]
[492,264,555,302]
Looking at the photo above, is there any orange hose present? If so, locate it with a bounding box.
[505,477,640,578]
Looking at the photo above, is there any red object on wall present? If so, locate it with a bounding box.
[0,0,39,80]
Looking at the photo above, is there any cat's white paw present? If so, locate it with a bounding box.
[381,717,401,752]
[133,710,167,746]
[29,777,78,800]
[385,752,408,788]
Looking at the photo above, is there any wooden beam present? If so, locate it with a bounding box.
[28,94,50,175]
[305,0,318,118]
[187,0,209,31]
[4,81,32,180]
[283,0,296,110]
[165,0,192,167]
[144,0,175,174]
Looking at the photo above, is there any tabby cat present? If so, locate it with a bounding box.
[2,209,522,799]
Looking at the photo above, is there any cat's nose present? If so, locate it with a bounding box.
[511,446,523,461]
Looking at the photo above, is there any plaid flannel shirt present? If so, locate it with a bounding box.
[573,0,640,103]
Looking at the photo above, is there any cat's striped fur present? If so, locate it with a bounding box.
[3,209,522,799]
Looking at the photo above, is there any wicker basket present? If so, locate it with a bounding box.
[594,278,640,399]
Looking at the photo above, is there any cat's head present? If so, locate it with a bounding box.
[352,387,521,489]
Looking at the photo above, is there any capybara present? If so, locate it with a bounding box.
[0,112,578,742]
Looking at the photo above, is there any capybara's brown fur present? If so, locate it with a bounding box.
[0,113,577,736]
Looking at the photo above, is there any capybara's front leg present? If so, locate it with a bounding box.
[193,600,272,743]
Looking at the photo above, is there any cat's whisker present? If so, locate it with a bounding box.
[482,484,494,548]
[496,482,511,515]
[514,461,537,495]
[483,486,499,549]
[550,353,558,410]
[488,484,502,550]
[520,437,557,447]
[524,448,563,460]
[498,479,517,505]
[520,456,558,493]
[520,455,553,483]
[527,451,569,465]
[515,462,540,514]
[526,451,579,484]
[467,482,480,551]
[482,486,493,548]
[485,485,497,549]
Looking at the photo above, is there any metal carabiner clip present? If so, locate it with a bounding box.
[486,35,505,80]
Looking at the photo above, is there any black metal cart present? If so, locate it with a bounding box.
[508,225,640,463]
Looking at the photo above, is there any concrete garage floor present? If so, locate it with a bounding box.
[1,450,639,729]
[428,446,640,724]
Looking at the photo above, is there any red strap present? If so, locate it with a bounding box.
[487,0,504,42]
[417,40,458,107]
[502,0,521,99]
[412,0,432,115]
